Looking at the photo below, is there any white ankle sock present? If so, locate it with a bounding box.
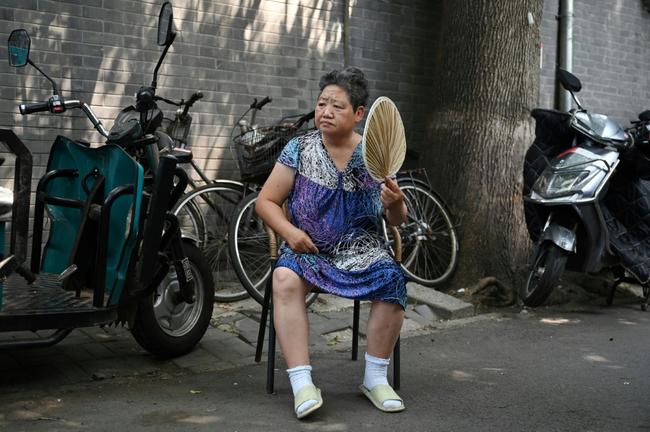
[363,352,401,409]
[287,365,318,415]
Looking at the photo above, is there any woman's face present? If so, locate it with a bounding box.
[315,85,365,137]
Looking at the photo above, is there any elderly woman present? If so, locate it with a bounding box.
[255,67,407,419]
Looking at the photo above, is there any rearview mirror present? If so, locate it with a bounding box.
[157,2,174,46]
[8,29,30,67]
[639,110,650,122]
[557,69,582,93]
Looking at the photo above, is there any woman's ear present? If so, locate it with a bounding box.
[354,105,365,123]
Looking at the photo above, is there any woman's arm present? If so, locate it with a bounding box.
[381,177,407,226]
[255,163,319,253]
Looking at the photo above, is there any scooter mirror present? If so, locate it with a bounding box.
[7,29,30,67]
[639,110,650,122]
[557,68,582,93]
[157,2,175,46]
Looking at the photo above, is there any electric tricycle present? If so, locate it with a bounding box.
[0,2,214,358]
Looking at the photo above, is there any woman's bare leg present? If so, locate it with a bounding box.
[362,301,405,410]
[272,267,311,368]
[366,301,404,358]
[272,267,322,418]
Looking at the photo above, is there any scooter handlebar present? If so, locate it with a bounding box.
[255,96,272,110]
[181,91,203,116]
[186,91,203,106]
[19,101,49,115]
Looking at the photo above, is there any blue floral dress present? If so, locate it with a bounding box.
[275,130,407,308]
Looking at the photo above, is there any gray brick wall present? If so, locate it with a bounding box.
[539,0,650,126]
[2,1,648,189]
[0,0,436,186]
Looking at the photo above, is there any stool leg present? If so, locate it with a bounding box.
[352,300,360,360]
[255,274,274,362]
[393,337,400,390]
[267,297,276,394]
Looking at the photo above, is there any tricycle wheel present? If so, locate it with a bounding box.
[131,241,214,358]
[520,242,568,308]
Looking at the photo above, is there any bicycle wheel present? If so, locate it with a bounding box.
[229,192,318,306]
[391,180,459,286]
[172,181,249,302]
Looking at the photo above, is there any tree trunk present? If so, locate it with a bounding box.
[422,1,544,291]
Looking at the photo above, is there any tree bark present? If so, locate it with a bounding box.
[422,1,544,290]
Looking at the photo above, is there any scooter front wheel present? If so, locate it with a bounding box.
[520,242,568,307]
[131,241,214,358]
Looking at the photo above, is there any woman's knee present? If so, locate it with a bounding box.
[368,301,404,328]
[273,267,307,298]
[371,300,404,315]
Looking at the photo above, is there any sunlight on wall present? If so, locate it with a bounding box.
[240,0,342,56]
[614,0,625,12]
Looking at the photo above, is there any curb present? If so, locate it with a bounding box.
[406,282,474,320]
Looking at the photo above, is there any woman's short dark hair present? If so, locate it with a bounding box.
[318,67,369,110]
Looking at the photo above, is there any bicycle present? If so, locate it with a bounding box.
[386,167,459,286]
[144,89,250,303]
[171,97,314,302]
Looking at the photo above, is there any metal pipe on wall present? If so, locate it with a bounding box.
[343,0,350,67]
[556,0,574,111]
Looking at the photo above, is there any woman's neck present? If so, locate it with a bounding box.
[321,130,361,150]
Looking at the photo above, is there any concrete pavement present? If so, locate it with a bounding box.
[0,283,466,392]
[2,297,650,431]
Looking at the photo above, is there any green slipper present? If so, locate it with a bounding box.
[294,384,323,419]
[359,384,405,413]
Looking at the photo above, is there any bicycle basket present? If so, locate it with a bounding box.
[232,126,300,182]
[164,114,193,145]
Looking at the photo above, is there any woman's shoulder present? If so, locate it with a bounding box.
[300,129,322,147]
[286,129,321,154]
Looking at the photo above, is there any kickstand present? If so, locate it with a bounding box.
[606,279,621,307]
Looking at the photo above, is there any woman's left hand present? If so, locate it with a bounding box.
[381,177,408,226]
[380,177,404,210]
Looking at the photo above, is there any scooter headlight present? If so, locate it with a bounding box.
[532,169,591,198]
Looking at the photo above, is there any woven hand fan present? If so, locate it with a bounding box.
[362,96,407,182]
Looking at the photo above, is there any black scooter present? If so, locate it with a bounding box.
[522,69,650,309]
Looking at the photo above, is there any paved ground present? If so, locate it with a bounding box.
[0,292,443,391]
[2,296,650,432]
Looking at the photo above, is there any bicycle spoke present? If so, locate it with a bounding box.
[396,181,458,286]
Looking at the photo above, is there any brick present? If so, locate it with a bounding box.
[61,41,104,57]
[186,360,236,374]
[39,0,83,16]
[82,31,123,47]
[81,342,116,359]
[52,359,89,382]
[405,308,433,327]
[171,347,215,369]
[407,282,474,320]
[233,316,261,344]
[0,8,14,20]
[59,0,101,6]
[3,0,37,10]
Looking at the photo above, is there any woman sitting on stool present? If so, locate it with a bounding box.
[255,66,408,419]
